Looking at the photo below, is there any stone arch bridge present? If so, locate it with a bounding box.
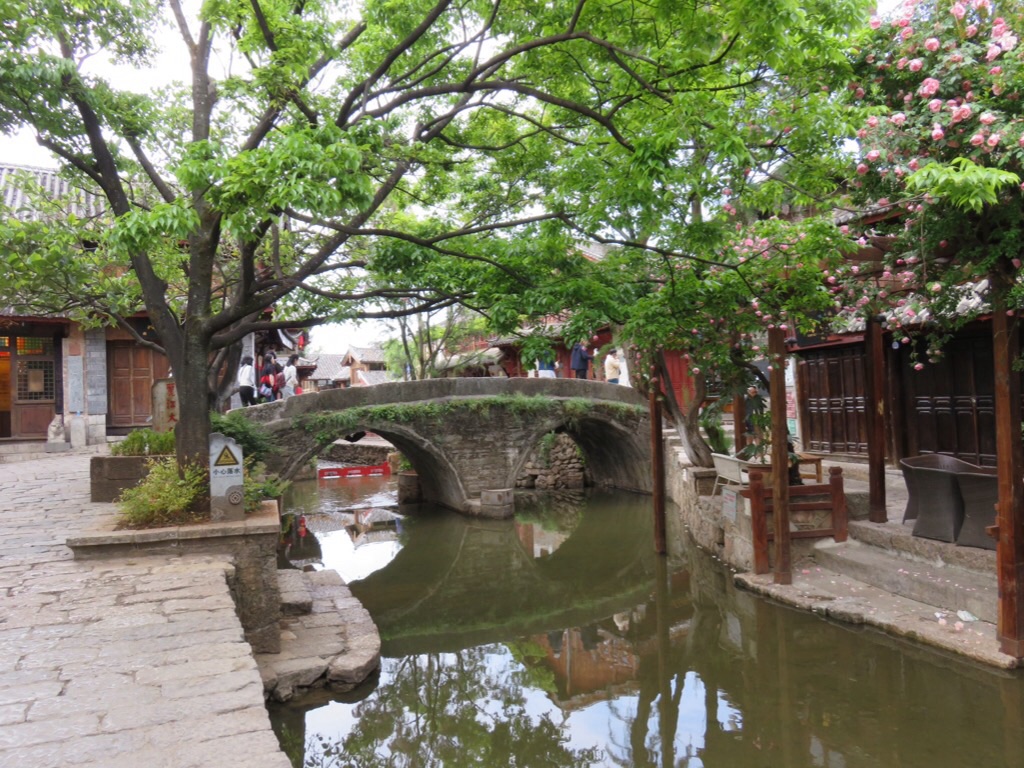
[240,378,652,517]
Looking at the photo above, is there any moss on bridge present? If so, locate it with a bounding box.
[296,393,646,450]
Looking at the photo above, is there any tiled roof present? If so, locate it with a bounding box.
[308,354,347,382]
[357,369,390,386]
[348,345,387,364]
[0,163,105,221]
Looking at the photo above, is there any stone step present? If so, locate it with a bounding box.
[812,538,997,624]
[277,568,314,616]
[257,569,381,702]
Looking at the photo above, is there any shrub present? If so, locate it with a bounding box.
[211,410,276,463]
[243,459,290,513]
[117,458,208,528]
[110,428,176,457]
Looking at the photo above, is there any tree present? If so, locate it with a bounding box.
[0,0,870,486]
[382,304,489,380]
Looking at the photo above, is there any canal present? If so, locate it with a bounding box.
[269,476,1024,767]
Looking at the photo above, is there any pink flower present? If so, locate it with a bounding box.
[951,104,972,122]
[897,57,908,70]
[919,78,941,96]
[867,115,879,128]
[909,158,920,170]
[857,128,868,138]
[856,163,870,175]
[990,66,1003,75]
[994,83,1005,95]
[987,44,1002,61]
[970,133,985,146]
[980,112,997,125]
[909,58,923,71]
[914,363,925,371]
[869,17,881,29]
[890,112,907,126]
[950,52,964,62]
[932,124,945,141]
[855,87,865,98]
[928,98,943,112]
[987,133,1000,147]
[974,0,991,10]
[966,24,978,37]
[1018,134,1024,147]
[951,2,966,19]
[866,149,881,161]
[925,37,941,51]
[901,27,915,40]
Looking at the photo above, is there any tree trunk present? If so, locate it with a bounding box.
[174,329,214,475]
[656,352,713,467]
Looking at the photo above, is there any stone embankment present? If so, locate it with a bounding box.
[516,433,588,490]
[663,429,1015,669]
[0,448,379,767]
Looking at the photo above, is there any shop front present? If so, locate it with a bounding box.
[0,323,65,440]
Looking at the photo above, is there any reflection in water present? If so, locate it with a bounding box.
[271,483,1024,768]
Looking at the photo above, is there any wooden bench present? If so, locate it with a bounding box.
[743,466,848,575]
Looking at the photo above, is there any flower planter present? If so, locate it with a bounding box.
[90,455,156,503]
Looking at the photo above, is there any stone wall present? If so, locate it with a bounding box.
[321,441,391,466]
[515,433,589,490]
[663,433,867,572]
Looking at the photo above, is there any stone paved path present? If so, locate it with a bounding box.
[0,452,290,767]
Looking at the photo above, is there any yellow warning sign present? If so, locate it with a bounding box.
[214,446,240,466]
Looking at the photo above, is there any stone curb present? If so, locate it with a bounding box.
[735,568,1016,669]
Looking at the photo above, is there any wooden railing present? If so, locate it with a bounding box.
[743,466,848,576]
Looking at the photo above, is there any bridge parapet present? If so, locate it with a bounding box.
[242,378,652,517]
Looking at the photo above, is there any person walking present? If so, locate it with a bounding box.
[536,353,557,379]
[237,355,257,406]
[259,353,277,402]
[570,339,592,380]
[282,354,299,398]
[604,348,621,384]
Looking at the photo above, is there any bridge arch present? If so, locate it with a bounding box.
[241,378,652,517]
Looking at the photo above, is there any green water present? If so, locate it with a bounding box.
[269,481,1024,767]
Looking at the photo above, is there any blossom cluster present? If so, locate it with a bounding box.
[834,0,1024,365]
[852,0,1024,188]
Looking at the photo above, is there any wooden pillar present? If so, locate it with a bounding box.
[865,316,888,523]
[733,392,747,453]
[992,275,1024,658]
[769,327,791,585]
[650,382,666,554]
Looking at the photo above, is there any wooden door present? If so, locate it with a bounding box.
[108,343,170,428]
[798,345,868,455]
[899,334,996,465]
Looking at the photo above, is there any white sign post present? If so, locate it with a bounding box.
[209,432,245,521]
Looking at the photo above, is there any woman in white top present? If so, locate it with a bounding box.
[237,356,257,406]
[282,354,299,398]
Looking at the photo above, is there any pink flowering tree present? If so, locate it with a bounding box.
[842,0,1024,353]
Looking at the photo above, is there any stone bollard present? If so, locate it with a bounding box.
[480,488,514,518]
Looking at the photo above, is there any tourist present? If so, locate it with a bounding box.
[604,348,621,384]
[259,353,276,402]
[283,354,299,398]
[570,339,592,380]
[237,355,257,406]
[536,354,556,379]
